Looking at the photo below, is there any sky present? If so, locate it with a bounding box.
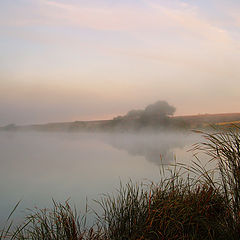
[0,0,240,125]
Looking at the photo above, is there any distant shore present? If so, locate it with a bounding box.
[1,112,240,132]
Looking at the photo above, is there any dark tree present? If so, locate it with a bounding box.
[144,100,176,118]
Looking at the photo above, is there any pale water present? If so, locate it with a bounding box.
[0,131,205,225]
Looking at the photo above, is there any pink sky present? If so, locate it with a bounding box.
[0,0,240,125]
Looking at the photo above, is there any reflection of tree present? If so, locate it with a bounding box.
[103,133,193,165]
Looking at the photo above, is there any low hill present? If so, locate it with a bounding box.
[1,113,240,132]
[174,113,240,128]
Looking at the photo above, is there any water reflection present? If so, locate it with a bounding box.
[0,131,201,225]
[101,132,198,165]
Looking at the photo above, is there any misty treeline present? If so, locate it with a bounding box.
[1,100,189,132]
[115,100,175,121]
[2,99,240,132]
[107,100,187,131]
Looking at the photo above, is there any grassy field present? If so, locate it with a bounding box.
[216,121,240,127]
[174,113,240,128]
[1,127,240,239]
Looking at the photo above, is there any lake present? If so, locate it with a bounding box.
[0,130,206,225]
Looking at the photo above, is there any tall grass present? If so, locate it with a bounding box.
[98,172,231,239]
[2,127,240,239]
[0,201,21,240]
[1,201,105,240]
[193,127,240,236]
[97,181,150,239]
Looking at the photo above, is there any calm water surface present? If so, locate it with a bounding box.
[0,131,205,224]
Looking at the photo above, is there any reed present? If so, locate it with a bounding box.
[192,126,240,237]
[1,201,105,240]
[98,172,231,239]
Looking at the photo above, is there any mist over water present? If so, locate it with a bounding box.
[0,131,204,225]
[102,131,200,165]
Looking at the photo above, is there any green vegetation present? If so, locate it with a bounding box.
[2,127,240,239]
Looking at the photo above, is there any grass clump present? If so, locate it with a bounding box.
[97,182,150,239]
[146,184,229,239]
[1,201,105,240]
[193,127,240,237]
[99,176,230,239]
